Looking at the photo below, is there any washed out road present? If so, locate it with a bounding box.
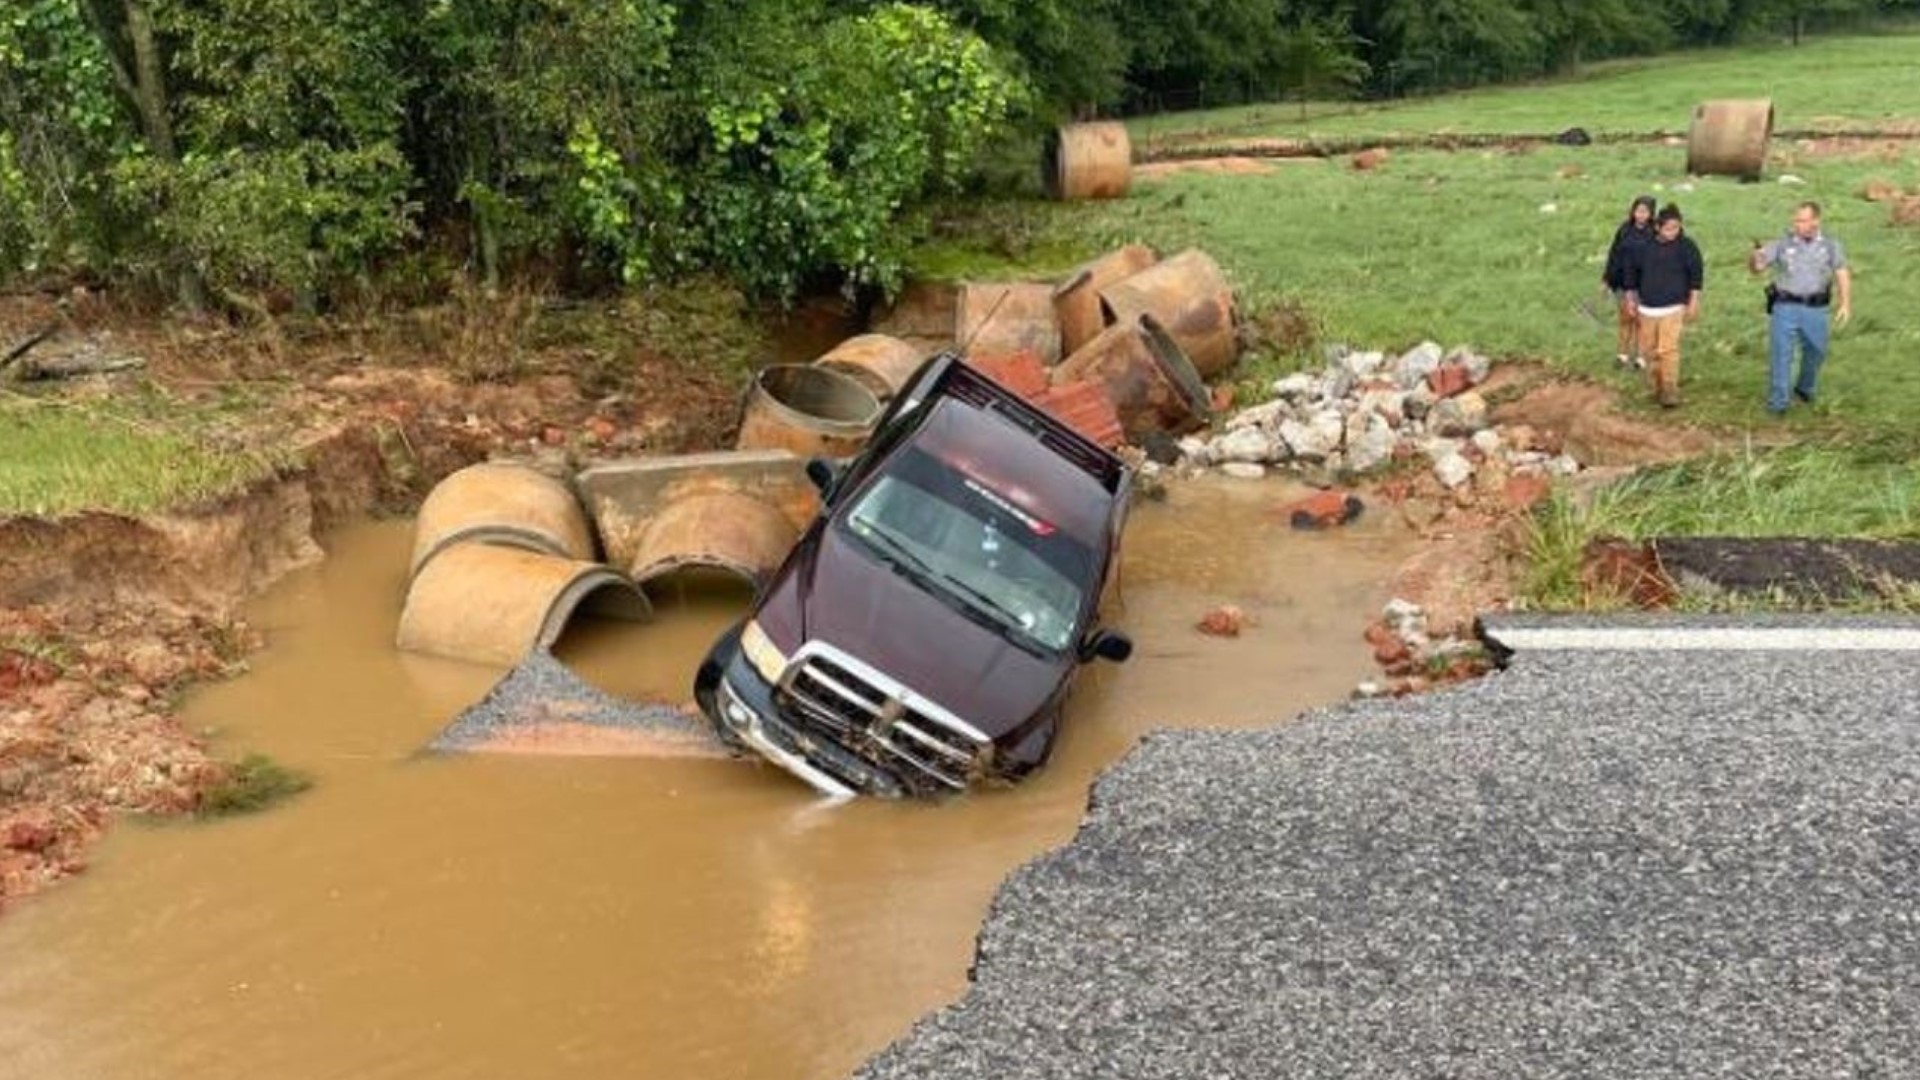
[858,615,1920,1079]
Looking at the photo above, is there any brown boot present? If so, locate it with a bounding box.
[1658,386,1682,409]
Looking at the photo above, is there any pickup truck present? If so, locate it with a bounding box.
[694,352,1134,797]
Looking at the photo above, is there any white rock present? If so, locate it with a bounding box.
[1548,453,1582,477]
[1219,462,1267,480]
[1345,412,1397,474]
[1433,452,1474,489]
[1225,399,1289,431]
[1177,436,1211,462]
[1213,425,1279,464]
[1339,350,1387,380]
[1319,366,1357,403]
[1394,341,1444,389]
[1271,372,1318,399]
[1470,429,1504,456]
[1779,174,1806,186]
[1358,388,1407,427]
[1539,202,1558,214]
[1675,181,1695,193]
[1354,680,1386,699]
[1461,351,1493,385]
[1403,385,1439,420]
[1383,598,1426,640]
[1279,411,1343,461]
[1420,436,1465,462]
[1431,391,1490,437]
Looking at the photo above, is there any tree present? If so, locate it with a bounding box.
[1275,14,1370,119]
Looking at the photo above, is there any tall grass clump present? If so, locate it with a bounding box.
[196,754,312,819]
[1519,440,1920,609]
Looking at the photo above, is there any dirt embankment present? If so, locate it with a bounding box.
[1,291,744,910]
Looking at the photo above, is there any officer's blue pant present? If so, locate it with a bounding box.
[1768,302,1829,413]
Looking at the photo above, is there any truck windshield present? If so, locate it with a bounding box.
[844,447,1093,653]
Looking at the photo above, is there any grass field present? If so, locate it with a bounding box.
[1128,31,1920,152]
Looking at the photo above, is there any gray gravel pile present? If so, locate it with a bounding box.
[430,649,710,751]
[857,648,1920,1079]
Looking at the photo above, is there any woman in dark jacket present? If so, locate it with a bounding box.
[1603,195,1658,368]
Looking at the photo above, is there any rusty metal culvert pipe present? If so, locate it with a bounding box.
[1098,248,1238,378]
[736,364,882,459]
[409,462,597,579]
[628,490,799,591]
[1055,244,1158,357]
[955,282,1063,366]
[1043,122,1132,201]
[1686,98,1773,180]
[1054,314,1210,440]
[813,334,925,403]
[397,544,652,667]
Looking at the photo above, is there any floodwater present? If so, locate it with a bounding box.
[0,477,1413,1080]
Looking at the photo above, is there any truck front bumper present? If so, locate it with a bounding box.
[696,632,907,799]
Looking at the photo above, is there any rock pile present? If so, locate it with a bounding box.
[1178,340,1582,491]
[1355,597,1491,698]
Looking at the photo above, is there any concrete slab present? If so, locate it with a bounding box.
[576,451,821,575]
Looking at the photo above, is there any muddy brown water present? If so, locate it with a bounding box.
[0,477,1413,1080]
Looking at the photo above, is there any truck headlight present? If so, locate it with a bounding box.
[739,620,790,685]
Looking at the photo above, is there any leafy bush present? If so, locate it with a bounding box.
[687,3,1023,297]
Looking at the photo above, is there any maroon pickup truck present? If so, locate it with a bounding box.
[694,352,1134,797]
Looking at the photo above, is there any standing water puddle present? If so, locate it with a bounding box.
[0,477,1413,1080]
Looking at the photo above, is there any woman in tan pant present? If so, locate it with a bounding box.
[1622,205,1704,408]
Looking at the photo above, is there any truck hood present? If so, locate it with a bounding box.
[779,528,1070,741]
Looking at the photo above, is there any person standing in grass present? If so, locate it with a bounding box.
[1750,201,1853,415]
[1623,204,1704,409]
[1603,194,1658,369]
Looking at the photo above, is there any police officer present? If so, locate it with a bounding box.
[1749,201,1853,415]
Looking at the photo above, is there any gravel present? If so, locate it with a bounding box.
[429,649,708,750]
[855,641,1920,1079]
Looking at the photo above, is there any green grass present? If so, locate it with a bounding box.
[1129,30,1920,151]
[0,389,293,518]
[195,753,312,818]
[1136,144,1920,436]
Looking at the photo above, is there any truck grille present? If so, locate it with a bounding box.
[778,648,988,791]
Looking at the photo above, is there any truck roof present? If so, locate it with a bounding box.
[909,393,1119,546]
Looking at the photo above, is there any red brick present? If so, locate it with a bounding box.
[967,352,1050,400]
[1281,490,1364,530]
[1426,363,1473,399]
[1196,606,1247,638]
[1031,380,1125,448]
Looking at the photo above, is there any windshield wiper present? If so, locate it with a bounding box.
[852,520,939,581]
[927,570,1058,655]
[854,521,1058,655]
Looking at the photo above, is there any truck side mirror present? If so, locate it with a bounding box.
[1079,629,1133,665]
[805,457,844,500]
